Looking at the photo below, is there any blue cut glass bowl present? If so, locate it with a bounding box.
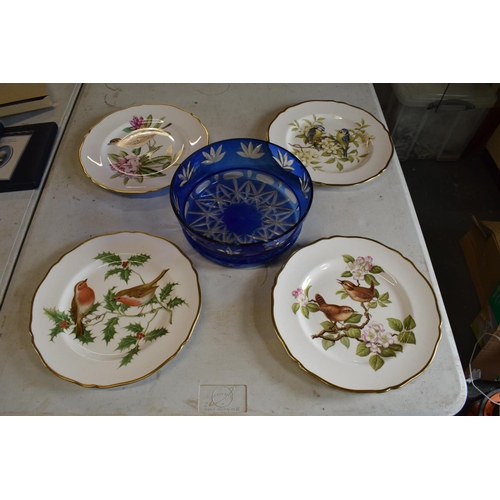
[170,138,313,267]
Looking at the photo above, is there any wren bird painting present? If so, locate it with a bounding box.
[337,279,376,303]
[314,293,355,325]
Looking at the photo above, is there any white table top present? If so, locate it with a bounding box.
[0,83,466,415]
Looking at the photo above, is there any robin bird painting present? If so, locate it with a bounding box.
[337,279,376,303]
[71,279,96,336]
[315,293,355,325]
[114,269,169,307]
[108,124,173,149]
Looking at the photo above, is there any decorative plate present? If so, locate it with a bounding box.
[30,232,201,388]
[272,236,441,392]
[267,100,394,186]
[79,104,208,194]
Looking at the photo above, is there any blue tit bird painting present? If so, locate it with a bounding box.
[336,128,350,158]
[306,125,325,149]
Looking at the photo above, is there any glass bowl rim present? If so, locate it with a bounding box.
[169,137,314,249]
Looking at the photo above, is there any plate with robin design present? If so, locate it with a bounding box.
[267,100,394,186]
[30,232,201,388]
[272,235,441,392]
[79,104,209,194]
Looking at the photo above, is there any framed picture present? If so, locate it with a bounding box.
[0,121,58,192]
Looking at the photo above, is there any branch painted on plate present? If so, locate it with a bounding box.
[42,251,188,367]
[291,253,416,371]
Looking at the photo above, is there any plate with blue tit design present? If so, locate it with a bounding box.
[267,100,394,186]
[272,235,442,393]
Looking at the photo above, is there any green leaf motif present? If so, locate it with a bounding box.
[95,252,122,266]
[340,337,350,349]
[389,343,403,352]
[301,306,309,319]
[167,297,186,309]
[120,345,140,367]
[369,354,385,371]
[322,339,335,350]
[103,288,119,312]
[346,327,361,338]
[387,318,403,332]
[103,317,119,345]
[125,322,144,334]
[365,273,380,286]
[321,320,335,331]
[116,335,139,352]
[380,348,397,358]
[306,302,319,313]
[356,343,371,357]
[341,271,352,277]
[304,285,312,298]
[403,315,416,331]
[128,254,150,267]
[119,267,132,283]
[346,313,363,324]
[342,254,355,263]
[144,328,168,342]
[371,265,384,274]
[44,307,72,325]
[104,267,125,281]
[75,325,95,344]
[159,282,177,301]
[292,302,300,314]
[398,331,416,344]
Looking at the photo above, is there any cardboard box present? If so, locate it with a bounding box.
[460,217,500,307]
[462,218,500,379]
[0,84,52,118]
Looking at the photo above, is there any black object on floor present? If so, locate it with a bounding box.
[401,151,500,370]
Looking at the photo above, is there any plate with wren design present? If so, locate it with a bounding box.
[79,104,208,194]
[30,231,201,388]
[267,100,394,186]
[272,235,441,393]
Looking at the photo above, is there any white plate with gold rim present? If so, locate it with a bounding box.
[79,104,208,194]
[272,236,441,393]
[30,232,201,388]
[267,100,394,186]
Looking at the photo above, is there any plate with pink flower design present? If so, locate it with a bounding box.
[79,104,209,194]
[272,235,441,392]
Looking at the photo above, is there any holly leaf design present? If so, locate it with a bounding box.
[103,317,119,345]
[128,254,150,267]
[159,282,177,302]
[44,307,73,341]
[103,288,119,312]
[104,267,125,281]
[74,324,95,344]
[167,297,187,309]
[95,252,122,266]
[144,328,168,342]
[116,334,139,352]
[125,322,144,334]
[120,345,140,367]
